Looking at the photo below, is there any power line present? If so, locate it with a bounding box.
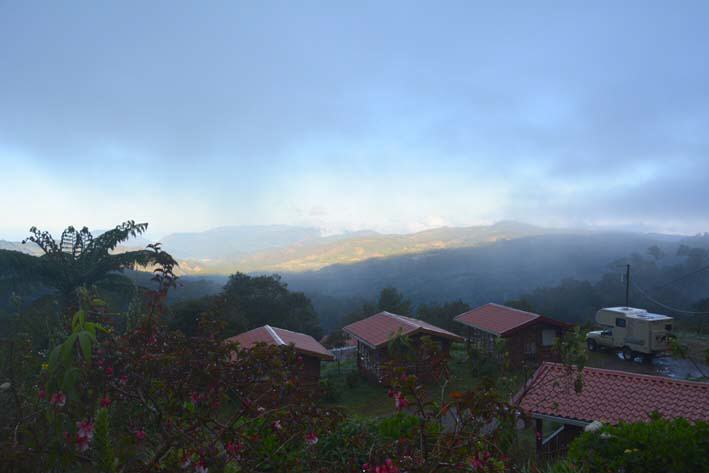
[631,281,709,315]
[652,264,709,291]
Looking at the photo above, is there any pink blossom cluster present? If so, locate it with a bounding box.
[387,390,409,411]
[304,432,318,445]
[64,420,94,452]
[49,391,66,407]
[363,458,399,473]
[225,440,245,458]
[468,450,493,471]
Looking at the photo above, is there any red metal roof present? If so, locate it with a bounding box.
[343,311,463,348]
[517,362,709,425]
[454,303,570,336]
[226,325,334,361]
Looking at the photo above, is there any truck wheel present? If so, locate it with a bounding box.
[622,347,634,361]
[587,339,598,352]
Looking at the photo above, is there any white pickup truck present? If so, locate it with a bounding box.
[586,307,674,361]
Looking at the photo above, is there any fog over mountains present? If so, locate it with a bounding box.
[2,221,692,280]
[4,221,708,329]
[148,221,566,274]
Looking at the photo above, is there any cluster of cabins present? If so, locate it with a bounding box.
[227,302,709,456]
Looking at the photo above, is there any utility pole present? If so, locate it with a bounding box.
[625,264,631,308]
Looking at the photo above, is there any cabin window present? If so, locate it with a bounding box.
[615,318,626,328]
[541,329,557,347]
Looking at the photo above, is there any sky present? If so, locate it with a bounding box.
[1,1,708,240]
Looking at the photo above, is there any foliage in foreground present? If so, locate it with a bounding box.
[0,242,522,472]
[568,416,709,473]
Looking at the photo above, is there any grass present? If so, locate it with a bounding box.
[320,343,528,417]
[320,359,392,417]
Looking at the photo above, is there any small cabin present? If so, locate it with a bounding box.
[454,303,572,366]
[343,311,463,382]
[515,362,709,460]
[226,325,334,383]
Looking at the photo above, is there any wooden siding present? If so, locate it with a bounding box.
[466,322,569,367]
[356,335,453,383]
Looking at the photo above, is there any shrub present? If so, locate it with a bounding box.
[568,415,709,473]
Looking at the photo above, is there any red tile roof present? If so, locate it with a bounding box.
[343,311,463,348]
[226,325,334,361]
[454,303,571,336]
[516,362,709,425]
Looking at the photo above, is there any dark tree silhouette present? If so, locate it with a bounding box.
[377,286,412,314]
[0,221,176,303]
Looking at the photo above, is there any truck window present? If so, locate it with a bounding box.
[615,318,626,328]
[665,324,672,331]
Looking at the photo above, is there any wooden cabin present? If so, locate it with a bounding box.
[343,311,463,382]
[515,362,709,460]
[226,325,334,383]
[454,303,572,366]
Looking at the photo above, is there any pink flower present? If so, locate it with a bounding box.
[119,375,128,385]
[50,391,66,407]
[225,440,244,457]
[38,389,46,400]
[391,392,408,411]
[74,420,94,452]
[272,420,282,431]
[100,395,112,408]
[194,459,208,473]
[305,432,318,445]
[104,366,114,377]
[364,459,399,473]
[190,392,202,403]
[135,429,146,442]
[77,420,94,440]
[76,433,91,452]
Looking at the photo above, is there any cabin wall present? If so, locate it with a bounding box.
[356,336,453,383]
[466,323,568,367]
[302,356,322,383]
[535,418,584,462]
[506,324,567,366]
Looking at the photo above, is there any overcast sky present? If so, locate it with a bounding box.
[1,1,708,239]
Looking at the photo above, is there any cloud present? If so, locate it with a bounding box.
[0,1,708,235]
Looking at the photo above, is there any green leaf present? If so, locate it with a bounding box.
[71,310,86,331]
[60,333,79,364]
[91,297,107,307]
[62,367,81,398]
[78,332,92,363]
[95,407,117,473]
[48,346,61,372]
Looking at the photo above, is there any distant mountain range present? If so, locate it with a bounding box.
[155,221,572,274]
[3,221,706,330]
[0,221,691,277]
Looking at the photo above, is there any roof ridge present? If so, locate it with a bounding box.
[385,312,421,329]
[542,362,709,387]
[264,325,286,346]
[487,302,541,319]
[272,326,311,337]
